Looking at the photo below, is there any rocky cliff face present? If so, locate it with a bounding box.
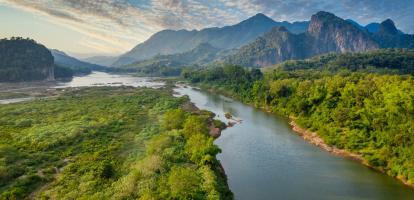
[227,11,381,67]
[225,27,309,67]
[307,11,378,54]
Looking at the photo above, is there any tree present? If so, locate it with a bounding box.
[182,116,208,138]
[162,109,187,130]
[168,166,202,199]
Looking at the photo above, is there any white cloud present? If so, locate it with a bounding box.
[1,0,413,55]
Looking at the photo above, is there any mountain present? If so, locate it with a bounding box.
[307,11,378,54]
[372,19,414,49]
[82,56,118,67]
[346,19,405,35]
[0,37,54,82]
[51,49,107,75]
[226,11,379,67]
[346,19,365,30]
[365,22,381,33]
[112,13,309,67]
[226,27,309,67]
[366,21,404,34]
[118,43,227,76]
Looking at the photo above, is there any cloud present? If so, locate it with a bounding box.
[1,0,413,55]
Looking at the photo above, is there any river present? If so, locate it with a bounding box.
[2,72,414,199]
[173,86,414,200]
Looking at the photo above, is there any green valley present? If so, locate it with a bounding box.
[3,4,414,199]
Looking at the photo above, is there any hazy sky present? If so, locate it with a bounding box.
[1,0,413,58]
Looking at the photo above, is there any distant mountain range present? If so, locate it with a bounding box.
[112,13,309,67]
[51,49,107,75]
[109,11,413,72]
[117,43,234,76]
[82,55,118,67]
[226,11,414,67]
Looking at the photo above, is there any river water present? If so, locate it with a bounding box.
[3,72,414,199]
[55,71,164,88]
[173,86,414,200]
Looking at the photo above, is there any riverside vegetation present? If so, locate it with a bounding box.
[183,49,414,186]
[0,87,232,199]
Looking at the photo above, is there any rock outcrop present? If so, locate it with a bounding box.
[307,11,378,54]
[227,11,380,67]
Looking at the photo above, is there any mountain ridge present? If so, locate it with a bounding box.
[112,13,309,67]
[51,49,107,75]
[82,55,118,67]
[226,11,413,67]
[117,42,228,76]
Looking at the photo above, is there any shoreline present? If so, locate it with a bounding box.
[189,83,414,189]
[176,85,233,197]
[288,117,414,188]
[171,82,414,190]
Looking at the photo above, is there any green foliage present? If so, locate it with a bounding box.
[162,108,187,130]
[0,37,54,82]
[182,65,263,100]
[168,166,202,199]
[185,50,414,185]
[276,49,414,74]
[213,119,226,130]
[0,87,232,199]
[183,116,209,138]
[185,133,221,165]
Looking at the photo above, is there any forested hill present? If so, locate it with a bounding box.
[0,37,54,82]
[183,49,414,186]
[51,49,107,75]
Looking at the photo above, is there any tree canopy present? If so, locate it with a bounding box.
[0,37,54,82]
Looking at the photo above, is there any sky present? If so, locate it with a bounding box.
[1,0,413,58]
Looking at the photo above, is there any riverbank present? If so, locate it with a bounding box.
[186,82,414,189]
[289,119,364,162]
[289,118,414,188]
